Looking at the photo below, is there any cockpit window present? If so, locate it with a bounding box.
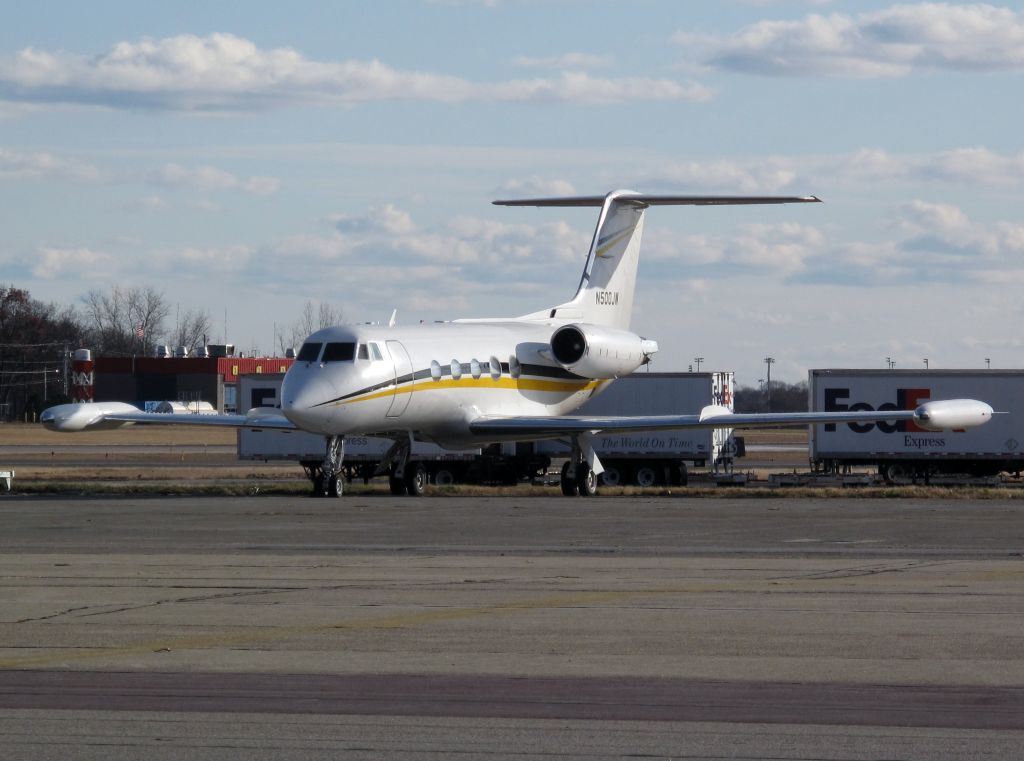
[357,343,369,360]
[322,342,356,362]
[370,343,383,361]
[297,342,322,362]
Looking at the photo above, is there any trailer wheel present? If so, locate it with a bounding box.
[635,466,658,487]
[433,469,455,486]
[600,467,621,487]
[881,462,906,484]
[669,462,688,487]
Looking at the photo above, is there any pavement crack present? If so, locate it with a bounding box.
[74,587,304,619]
[15,605,95,623]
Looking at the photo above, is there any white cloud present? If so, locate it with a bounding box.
[638,146,1024,192]
[496,176,577,197]
[641,158,798,193]
[669,222,823,274]
[151,162,279,195]
[0,33,711,111]
[678,3,1024,78]
[0,147,101,181]
[791,200,1024,287]
[31,247,115,279]
[177,245,255,273]
[513,52,612,70]
[331,204,417,235]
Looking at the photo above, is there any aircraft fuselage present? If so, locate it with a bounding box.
[281,321,612,447]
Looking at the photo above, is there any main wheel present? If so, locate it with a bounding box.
[434,469,455,486]
[311,473,325,497]
[576,463,598,497]
[389,472,408,495]
[405,462,427,496]
[560,461,579,496]
[635,465,658,487]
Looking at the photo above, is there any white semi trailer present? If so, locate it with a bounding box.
[809,369,1024,481]
[237,371,738,487]
[534,371,737,486]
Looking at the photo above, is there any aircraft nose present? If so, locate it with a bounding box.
[281,374,336,432]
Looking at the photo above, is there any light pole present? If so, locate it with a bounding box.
[764,357,775,411]
[923,358,929,369]
[694,357,704,373]
[886,356,895,370]
[986,358,991,369]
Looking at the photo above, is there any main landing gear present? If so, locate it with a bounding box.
[381,436,426,497]
[559,435,601,497]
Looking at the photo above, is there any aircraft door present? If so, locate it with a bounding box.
[386,340,414,417]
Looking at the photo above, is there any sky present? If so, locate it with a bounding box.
[3,0,1024,384]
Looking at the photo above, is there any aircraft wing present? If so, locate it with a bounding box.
[40,402,296,432]
[468,399,994,438]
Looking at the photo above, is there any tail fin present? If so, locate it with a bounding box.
[495,190,821,330]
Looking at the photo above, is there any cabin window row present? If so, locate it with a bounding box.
[297,341,384,363]
[428,355,521,382]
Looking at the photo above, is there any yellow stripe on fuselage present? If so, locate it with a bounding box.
[333,377,601,407]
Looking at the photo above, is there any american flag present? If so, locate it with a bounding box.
[135,325,145,338]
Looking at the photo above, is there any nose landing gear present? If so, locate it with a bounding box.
[306,435,345,497]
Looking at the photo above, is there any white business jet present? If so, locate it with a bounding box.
[42,190,994,497]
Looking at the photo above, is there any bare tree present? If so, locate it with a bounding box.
[279,300,344,354]
[168,308,212,353]
[81,286,170,355]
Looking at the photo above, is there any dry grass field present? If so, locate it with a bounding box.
[0,422,236,447]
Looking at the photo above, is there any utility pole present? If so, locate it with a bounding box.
[986,358,991,369]
[764,357,775,411]
[923,358,929,369]
[62,344,69,396]
[694,357,704,373]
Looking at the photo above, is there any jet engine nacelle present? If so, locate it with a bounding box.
[549,323,659,379]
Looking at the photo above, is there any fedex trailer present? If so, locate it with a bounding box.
[809,369,1024,481]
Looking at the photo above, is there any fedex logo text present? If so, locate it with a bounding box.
[823,387,931,433]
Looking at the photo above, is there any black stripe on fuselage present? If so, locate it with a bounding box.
[311,362,589,408]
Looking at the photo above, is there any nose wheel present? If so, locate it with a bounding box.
[306,436,345,498]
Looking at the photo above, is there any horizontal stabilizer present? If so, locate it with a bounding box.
[494,194,822,207]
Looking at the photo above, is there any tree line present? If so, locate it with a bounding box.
[733,380,809,414]
[1,283,346,421]
[1,284,212,420]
